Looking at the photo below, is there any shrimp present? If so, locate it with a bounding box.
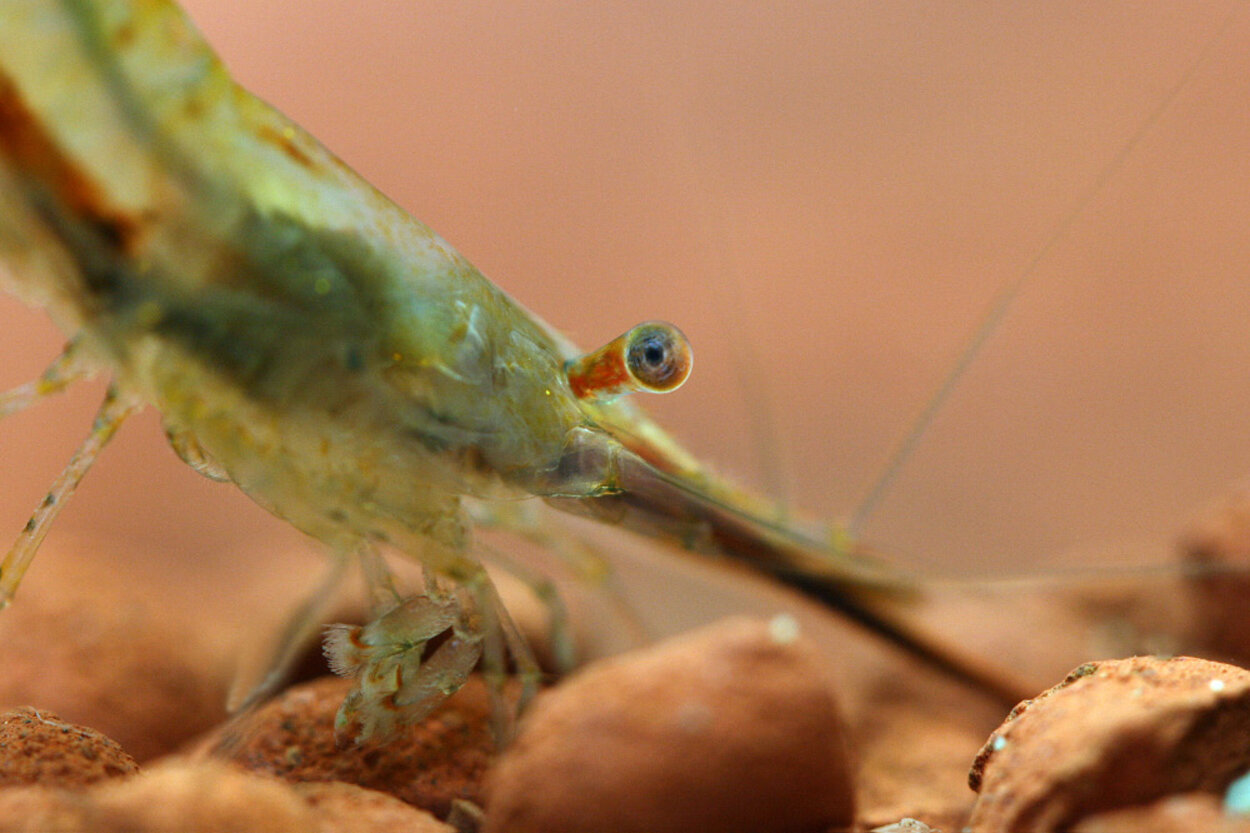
[1,0,1247,742]
[0,0,1037,742]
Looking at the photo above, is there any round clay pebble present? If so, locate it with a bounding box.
[0,761,312,833]
[1180,485,1250,663]
[293,781,455,833]
[0,707,138,788]
[969,656,1250,832]
[0,544,229,761]
[484,615,855,833]
[0,760,453,833]
[223,674,494,818]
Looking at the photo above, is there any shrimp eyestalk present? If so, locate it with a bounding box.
[0,0,1031,743]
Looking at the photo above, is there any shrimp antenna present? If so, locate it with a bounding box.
[850,5,1241,537]
[664,97,796,513]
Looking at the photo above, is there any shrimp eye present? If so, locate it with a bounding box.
[626,323,689,391]
[565,320,693,401]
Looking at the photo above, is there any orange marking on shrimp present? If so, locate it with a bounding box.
[0,73,139,256]
[565,321,692,401]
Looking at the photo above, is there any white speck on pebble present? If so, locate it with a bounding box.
[1211,678,1227,692]
[768,613,800,645]
[992,735,1008,752]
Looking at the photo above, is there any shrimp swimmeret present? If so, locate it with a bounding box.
[1,0,1246,740]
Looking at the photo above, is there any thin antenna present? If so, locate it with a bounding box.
[667,97,794,515]
[850,6,1241,536]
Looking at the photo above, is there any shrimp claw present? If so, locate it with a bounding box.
[324,594,484,743]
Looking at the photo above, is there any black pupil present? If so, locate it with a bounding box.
[629,331,674,386]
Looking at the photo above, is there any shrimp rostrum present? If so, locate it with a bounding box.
[0,0,1027,740]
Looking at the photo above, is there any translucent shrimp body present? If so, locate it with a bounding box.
[0,0,1030,737]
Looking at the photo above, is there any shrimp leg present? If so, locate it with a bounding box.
[226,550,352,714]
[460,563,542,744]
[475,538,577,673]
[358,540,404,614]
[0,385,136,609]
[469,499,652,663]
[0,339,88,420]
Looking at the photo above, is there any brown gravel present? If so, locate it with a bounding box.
[1181,483,1250,664]
[294,781,455,833]
[5,501,1250,831]
[221,674,496,819]
[852,693,995,831]
[0,760,451,833]
[1071,793,1250,833]
[0,542,230,761]
[484,615,855,833]
[0,761,311,833]
[968,655,1250,832]
[0,707,138,788]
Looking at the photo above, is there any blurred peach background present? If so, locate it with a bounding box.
[2,0,1249,612]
